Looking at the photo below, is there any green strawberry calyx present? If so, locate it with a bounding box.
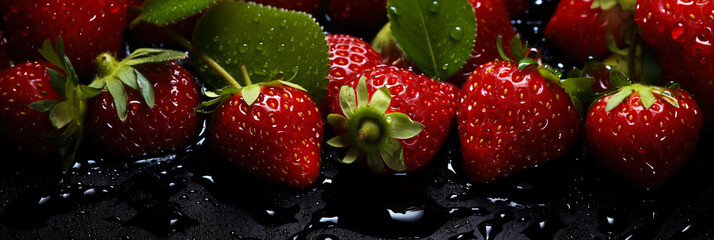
[29,37,102,170]
[89,48,187,121]
[604,83,681,112]
[326,75,424,174]
[591,0,636,11]
[497,34,595,115]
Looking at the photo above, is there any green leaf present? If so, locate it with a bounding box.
[380,139,406,171]
[123,48,188,66]
[339,85,356,118]
[387,0,476,80]
[560,77,595,101]
[135,69,155,108]
[637,86,656,109]
[192,1,329,104]
[29,100,63,112]
[106,79,129,121]
[356,75,369,107]
[135,0,216,27]
[49,101,73,129]
[327,134,348,148]
[241,84,261,106]
[341,147,360,164]
[606,86,633,111]
[370,87,391,114]
[387,112,425,139]
[327,114,347,129]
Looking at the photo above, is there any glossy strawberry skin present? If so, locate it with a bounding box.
[585,90,702,188]
[0,61,64,158]
[327,65,459,172]
[322,34,383,117]
[327,0,388,29]
[211,85,324,188]
[545,0,631,63]
[0,0,127,78]
[249,0,322,15]
[87,62,202,157]
[458,61,580,183]
[635,0,714,126]
[448,0,516,86]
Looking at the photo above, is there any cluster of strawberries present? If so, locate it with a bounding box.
[0,0,711,190]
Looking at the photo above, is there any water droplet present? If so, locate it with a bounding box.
[450,27,464,41]
[256,42,264,51]
[217,45,224,51]
[280,20,288,27]
[239,43,249,53]
[388,6,399,16]
[263,62,269,68]
[428,1,440,13]
[212,35,219,43]
[671,22,686,42]
[442,63,449,70]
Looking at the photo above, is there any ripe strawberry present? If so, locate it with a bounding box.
[0,0,127,78]
[209,82,324,188]
[327,0,388,29]
[0,61,64,158]
[249,0,323,15]
[322,34,383,117]
[585,84,702,188]
[635,0,714,126]
[0,30,10,70]
[545,0,634,63]
[448,0,516,86]
[457,36,581,183]
[86,52,202,157]
[326,65,459,174]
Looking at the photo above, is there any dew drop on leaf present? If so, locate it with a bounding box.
[256,42,264,51]
[428,1,440,13]
[212,35,220,42]
[449,26,463,41]
[388,6,399,16]
[239,44,249,53]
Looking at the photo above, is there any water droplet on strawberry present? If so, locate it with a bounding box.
[671,22,686,42]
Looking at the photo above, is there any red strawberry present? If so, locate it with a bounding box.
[322,34,383,117]
[326,65,459,173]
[545,0,634,63]
[503,0,529,19]
[249,0,323,15]
[0,30,10,70]
[457,36,581,183]
[635,0,714,126]
[87,53,202,157]
[448,0,517,86]
[0,61,64,158]
[0,0,127,78]
[210,82,324,188]
[327,0,388,29]
[585,84,702,188]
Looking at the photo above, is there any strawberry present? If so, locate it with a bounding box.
[0,61,64,158]
[544,0,635,63]
[322,34,383,118]
[327,0,388,29]
[0,30,10,70]
[86,50,201,157]
[208,79,324,188]
[585,84,702,188]
[457,36,583,183]
[635,0,714,126]
[249,0,323,15]
[449,0,517,86]
[326,65,459,174]
[0,0,127,78]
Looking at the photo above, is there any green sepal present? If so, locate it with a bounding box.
[537,66,562,84]
[117,67,139,90]
[135,69,155,108]
[380,139,406,172]
[47,68,67,99]
[49,101,73,129]
[276,80,307,92]
[660,90,680,108]
[605,86,633,111]
[609,70,632,88]
[560,77,596,103]
[510,34,526,60]
[29,100,63,112]
[106,79,129,121]
[122,48,188,66]
[366,153,385,174]
[496,35,512,62]
[356,75,369,108]
[370,87,391,114]
[387,112,424,139]
[518,58,538,71]
[327,134,348,148]
[342,147,360,164]
[79,86,103,100]
[327,114,347,129]
[241,84,261,106]
[196,86,239,114]
[636,86,656,109]
[339,85,356,118]
[605,28,628,56]
[591,0,618,11]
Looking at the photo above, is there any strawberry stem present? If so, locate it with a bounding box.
[357,119,381,142]
[160,26,242,89]
[239,64,252,86]
[96,53,120,78]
